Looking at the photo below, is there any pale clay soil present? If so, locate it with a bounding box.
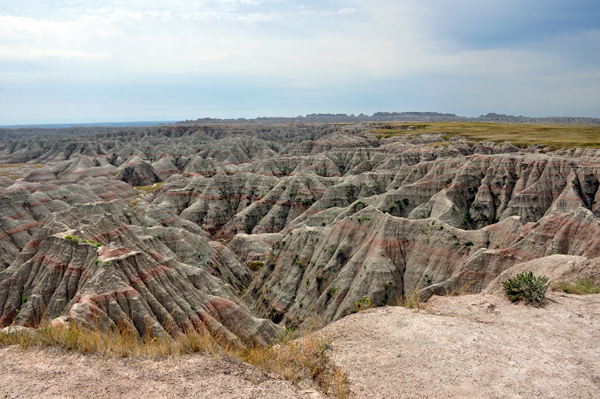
[322,292,600,399]
[1,291,599,399]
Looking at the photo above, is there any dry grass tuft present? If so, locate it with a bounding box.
[402,290,423,309]
[393,282,475,310]
[0,318,352,398]
[551,277,600,295]
[244,332,351,398]
[443,281,477,297]
[0,321,224,359]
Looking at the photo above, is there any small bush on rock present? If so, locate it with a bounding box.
[248,261,264,271]
[502,271,549,307]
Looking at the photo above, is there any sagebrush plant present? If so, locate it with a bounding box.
[551,277,600,295]
[0,316,352,398]
[502,271,549,307]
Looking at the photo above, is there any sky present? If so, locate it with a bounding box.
[0,0,599,124]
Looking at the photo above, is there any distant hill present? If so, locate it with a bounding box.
[1,113,598,141]
[178,112,600,125]
[0,121,177,129]
[0,123,177,141]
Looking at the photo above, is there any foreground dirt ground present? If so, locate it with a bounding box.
[1,291,599,399]
[322,292,600,399]
[0,348,322,399]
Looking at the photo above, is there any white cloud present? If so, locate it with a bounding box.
[0,14,117,61]
[0,48,106,60]
[0,0,598,123]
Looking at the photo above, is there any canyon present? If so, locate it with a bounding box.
[0,121,599,346]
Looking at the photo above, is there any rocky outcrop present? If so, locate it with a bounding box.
[242,205,520,324]
[227,233,283,265]
[114,156,160,186]
[0,210,278,345]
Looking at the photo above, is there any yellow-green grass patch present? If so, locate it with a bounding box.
[134,182,163,195]
[551,277,600,295]
[371,121,600,149]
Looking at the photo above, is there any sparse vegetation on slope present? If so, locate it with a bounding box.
[551,277,600,295]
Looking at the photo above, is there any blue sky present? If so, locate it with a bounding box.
[0,0,599,124]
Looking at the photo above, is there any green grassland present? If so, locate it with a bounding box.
[370,122,600,149]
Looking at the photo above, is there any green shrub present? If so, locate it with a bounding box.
[502,271,549,307]
[551,277,600,295]
[248,261,264,271]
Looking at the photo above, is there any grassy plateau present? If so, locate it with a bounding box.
[370,122,600,150]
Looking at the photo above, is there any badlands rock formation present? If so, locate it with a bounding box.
[0,123,599,339]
